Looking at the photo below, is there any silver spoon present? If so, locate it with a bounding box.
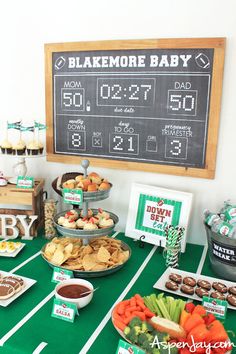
[80,287,99,296]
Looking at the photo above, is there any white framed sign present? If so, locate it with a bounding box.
[125,183,193,252]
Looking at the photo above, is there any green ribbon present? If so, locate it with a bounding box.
[7,121,21,130]
[34,122,47,130]
[20,126,35,132]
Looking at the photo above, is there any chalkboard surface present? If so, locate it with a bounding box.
[45,39,225,178]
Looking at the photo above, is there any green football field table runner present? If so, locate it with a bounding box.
[0,232,235,354]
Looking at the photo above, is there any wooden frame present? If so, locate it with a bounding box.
[125,183,193,252]
[45,38,225,179]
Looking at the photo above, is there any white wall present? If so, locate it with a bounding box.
[0,0,235,245]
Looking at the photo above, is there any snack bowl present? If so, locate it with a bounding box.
[55,278,94,309]
[52,173,112,202]
[41,239,132,278]
[54,209,119,239]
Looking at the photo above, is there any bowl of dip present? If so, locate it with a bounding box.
[55,278,94,309]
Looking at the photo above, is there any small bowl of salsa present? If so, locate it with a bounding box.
[55,279,94,309]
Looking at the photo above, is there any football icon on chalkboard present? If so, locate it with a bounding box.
[55,56,66,70]
[195,53,210,69]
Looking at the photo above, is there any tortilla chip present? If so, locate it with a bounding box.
[82,254,98,271]
[97,246,110,262]
[91,263,108,271]
[82,245,93,255]
[51,249,65,266]
[64,243,73,254]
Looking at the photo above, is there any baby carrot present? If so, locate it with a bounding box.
[136,300,146,310]
[123,314,137,325]
[117,303,126,316]
[132,311,146,321]
[130,297,136,307]
[134,294,144,303]
[113,312,124,323]
[144,308,155,318]
[113,319,127,331]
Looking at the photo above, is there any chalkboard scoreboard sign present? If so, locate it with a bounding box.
[45,38,225,178]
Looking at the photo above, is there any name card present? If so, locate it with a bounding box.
[52,267,73,283]
[116,340,145,354]
[51,298,78,322]
[17,176,34,189]
[202,296,227,319]
[63,188,83,205]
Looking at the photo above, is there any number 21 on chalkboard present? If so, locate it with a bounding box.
[110,134,139,155]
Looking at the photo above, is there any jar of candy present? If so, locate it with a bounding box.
[44,199,57,239]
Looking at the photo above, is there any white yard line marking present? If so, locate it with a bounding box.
[0,290,55,346]
[9,251,41,273]
[79,245,158,354]
[32,342,48,354]
[111,230,120,238]
[196,244,208,275]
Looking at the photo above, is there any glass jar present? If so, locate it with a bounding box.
[44,199,57,239]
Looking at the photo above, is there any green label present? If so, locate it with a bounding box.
[51,267,73,283]
[63,188,83,205]
[116,339,145,354]
[135,194,182,236]
[17,176,34,189]
[51,298,78,322]
[202,296,227,319]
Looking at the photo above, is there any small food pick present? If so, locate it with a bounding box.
[80,287,99,297]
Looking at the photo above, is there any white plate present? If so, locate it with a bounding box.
[0,243,25,257]
[0,270,36,307]
[153,267,236,310]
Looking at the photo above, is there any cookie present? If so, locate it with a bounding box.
[228,286,236,296]
[169,273,182,284]
[195,287,209,298]
[210,291,225,300]
[5,276,24,288]
[180,284,194,295]
[0,283,15,299]
[1,277,21,293]
[197,279,211,290]
[212,282,228,293]
[165,281,179,291]
[183,276,196,287]
[227,294,236,307]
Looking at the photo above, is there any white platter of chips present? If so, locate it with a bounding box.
[41,236,131,278]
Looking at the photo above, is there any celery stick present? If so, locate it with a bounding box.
[173,304,181,323]
[150,294,162,316]
[179,299,186,313]
[156,298,171,320]
[165,297,170,314]
[144,296,155,313]
[169,299,176,321]
[157,293,164,300]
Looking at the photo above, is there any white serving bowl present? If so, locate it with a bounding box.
[55,278,94,309]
